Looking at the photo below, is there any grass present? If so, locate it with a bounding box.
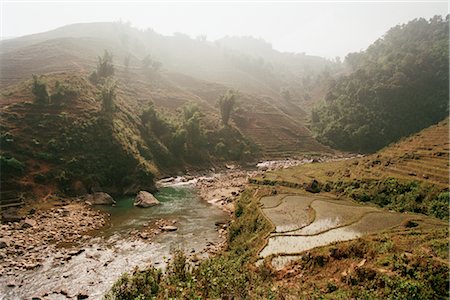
[252,119,449,220]
[105,184,449,299]
[275,228,449,299]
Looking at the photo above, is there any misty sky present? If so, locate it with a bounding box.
[1,1,448,58]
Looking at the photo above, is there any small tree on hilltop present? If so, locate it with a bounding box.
[218,90,238,126]
[31,74,49,104]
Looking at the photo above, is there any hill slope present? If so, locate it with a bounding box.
[253,118,449,218]
[311,16,449,152]
[0,22,333,160]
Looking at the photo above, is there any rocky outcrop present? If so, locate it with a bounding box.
[134,191,160,208]
[84,192,115,205]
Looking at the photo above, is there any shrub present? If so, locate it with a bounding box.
[31,75,49,104]
[100,80,117,112]
[104,267,161,300]
[218,90,238,126]
[90,50,115,84]
[50,80,79,105]
[0,155,25,173]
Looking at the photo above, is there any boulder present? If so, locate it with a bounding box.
[85,192,115,205]
[134,191,160,208]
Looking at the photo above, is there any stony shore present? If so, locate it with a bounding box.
[194,168,256,215]
[0,201,105,280]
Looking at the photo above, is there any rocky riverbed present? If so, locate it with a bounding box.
[0,185,229,299]
[0,202,105,278]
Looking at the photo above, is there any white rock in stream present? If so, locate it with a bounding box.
[134,191,160,208]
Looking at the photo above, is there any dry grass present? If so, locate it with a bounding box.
[256,118,449,189]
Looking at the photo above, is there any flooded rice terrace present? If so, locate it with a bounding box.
[0,185,228,300]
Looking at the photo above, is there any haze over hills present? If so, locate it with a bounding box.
[0,9,449,299]
[1,17,448,199]
[0,21,336,159]
[0,22,338,199]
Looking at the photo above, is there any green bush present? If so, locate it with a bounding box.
[31,74,49,104]
[104,268,161,300]
[0,155,25,174]
[337,178,448,219]
[50,80,79,105]
[90,50,115,85]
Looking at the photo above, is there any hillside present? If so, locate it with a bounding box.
[0,74,158,200]
[253,118,449,218]
[0,22,337,102]
[0,22,334,161]
[311,16,449,152]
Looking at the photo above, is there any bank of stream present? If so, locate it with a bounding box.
[0,185,228,300]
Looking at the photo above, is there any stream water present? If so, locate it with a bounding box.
[0,185,228,300]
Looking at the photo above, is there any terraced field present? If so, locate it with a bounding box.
[253,118,449,188]
[258,193,446,269]
[240,112,332,158]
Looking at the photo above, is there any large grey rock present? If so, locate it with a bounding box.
[134,191,160,208]
[85,192,115,205]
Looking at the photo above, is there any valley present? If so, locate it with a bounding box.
[0,11,448,300]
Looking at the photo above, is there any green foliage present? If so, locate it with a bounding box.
[0,155,25,174]
[312,16,449,152]
[104,267,161,300]
[101,79,117,113]
[141,103,173,139]
[1,132,14,145]
[90,50,115,84]
[31,74,49,104]
[338,178,448,219]
[50,80,79,105]
[218,90,238,126]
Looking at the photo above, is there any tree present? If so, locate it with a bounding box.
[100,79,117,113]
[311,16,449,153]
[90,50,115,84]
[31,74,49,104]
[218,90,238,126]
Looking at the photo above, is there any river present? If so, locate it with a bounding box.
[0,185,228,300]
